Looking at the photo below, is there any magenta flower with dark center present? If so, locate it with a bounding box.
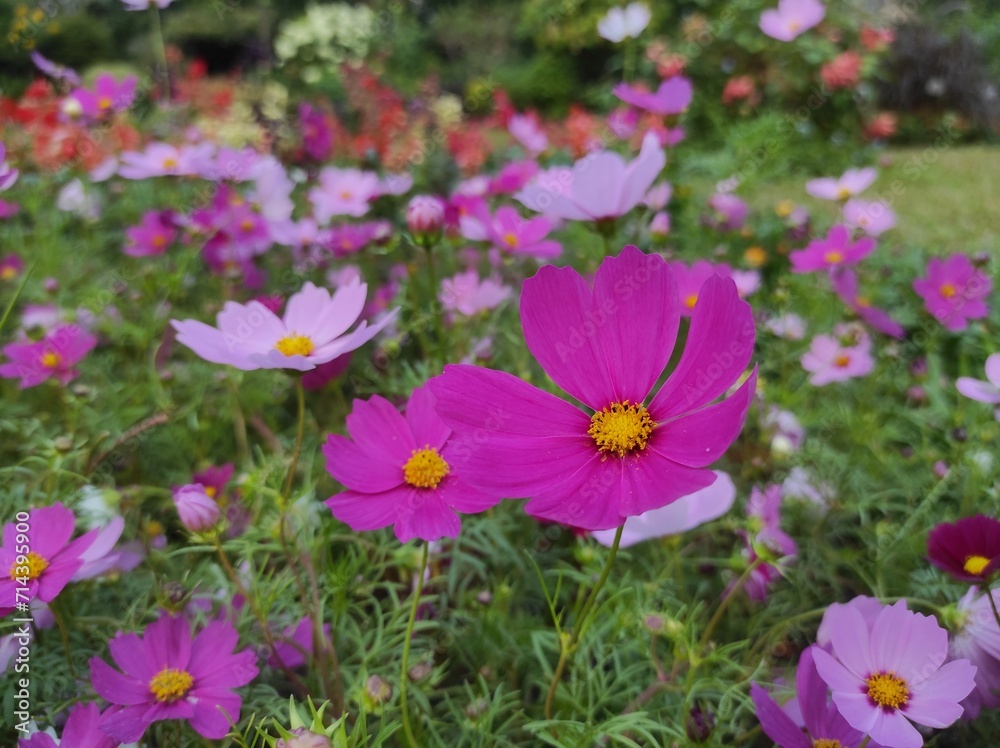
[429,246,756,530]
[927,515,1000,583]
[323,385,501,542]
[91,614,258,741]
[812,600,976,748]
[912,254,991,332]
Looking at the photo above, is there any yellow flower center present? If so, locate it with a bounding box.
[589,401,655,458]
[964,555,990,576]
[98,96,112,110]
[866,672,909,710]
[684,294,698,309]
[204,486,217,498]
[775,200,794,218]
[339,190,353,200]
[40,352,61,369]
[789,20,802,32]
[836,186,851,200]
[162,157,178,169]
[152,235,167,248]
[1,267,16,279]
[274,334,315,357]
[240,218,255,233]
[10,551,49,581]
[403,447,450,489]
[813,741,842,748]
[502,233,519,248]
[149,668,194,703]
[823,250,844,264]
[744,246,767,267]
[834,354,851,368]
[940,283,957,299]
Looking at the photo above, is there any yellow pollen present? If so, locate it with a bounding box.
[274,334,315,357]
[204,486,217,498]
[588,401,655,458]
[98,96,112,110]
[152,235,167,248]
[1,266,17,280]
[10,551,49,581]
[775,200,794,218]
[813,741,843,748]
[684,294,698,309]
[403,447,450,489]
[745,246,767,267]
[824,250,844,264]
[162,157,178,169]
[339,190,353,200]
[239,218,255,233]
[836,186,851,200]
[940,283,957,299]
[866,672,909,710]
[149,668,194,703]
[502,232,519,248]
[964,555,990,576]
[834,354,851,368]
[789,20,802,32]
[40,352,61,369]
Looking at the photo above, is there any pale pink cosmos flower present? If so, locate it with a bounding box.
[119,142,214,179]
[843,198,896,236]
[801,324,874,386]
[613,77,694,115]
[790,224,876,273]
[591,471,735,548]
[912,254,991,332]
[764,313,806,340]
[597,2,651,42]
[759,0,825,41]
[439,270,512,316]
[482,206,561,258]
[806,167,876,201]
[509,114,548,155]
[643,181,673,210]
[956,353,1000,421]
[949,587,1000,719]
[309,167,380,222]
[121,0,173,9]
[171,281,397,371]
[515,132,665,222]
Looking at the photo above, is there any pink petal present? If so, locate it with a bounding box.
[405,385,450,449]
[304,279,368,345]
[570,152,627,219]
[866,709,923,748]
[433,474,502,514]
[109,632,157,681]
[346,395,417,466]
[326,487,409,534]
[750,683,812,748]
[957,377,1000,404]
[907,659,977,727]
[98,704,153,743]
[323,434,404,493]
[187,689,243,739]
[826,604,876,679]
[985,353,1000,387]
[143,615,192,671]
[90,657,151,705]
[870,602,947,683]
[393,491,462,542]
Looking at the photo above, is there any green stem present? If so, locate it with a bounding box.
[424,245,445,365]
[698,558,764,651]
[282,377,306,499]
[50,601,77,679]
[150,6,171,103]
[400,542,429,748]
[544,525,624,719]
[859,736,871,748]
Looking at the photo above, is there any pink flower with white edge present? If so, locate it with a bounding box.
[843,198,896,236]
[323,385,501,543]
[759,0,825,41]
[309,167,380,222]
[912,255,991,331]
[956,353,1000,421]
[790,224,876,273]
[170,281,398,371]
[801,324,874,386]
[0,324,97,388]
[806,167,876,201]
[813,600,976,748]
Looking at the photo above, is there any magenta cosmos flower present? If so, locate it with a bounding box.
[20,702,115,748]
[831,269,905,339]
[515,133,665,222]
[759,0,825,41]
[812,600,976,748]
[612,77,694,116]
[912,255,991,332]
[751,646,866,748]
[124,210,177,257]
[927,515,1000,583]
[806,167,876,201]
[429,246,757,530]
[482,206,561,258]
[801,324,873,386]
[790,224,876,273]
[0,503,103,616]
[323,385,501,542]
[68,74,137,120]
[171,281,396,371]
[0,324,97,388]
[91,614,258,741]
[671,259,732,316]
[956,353,1000,420]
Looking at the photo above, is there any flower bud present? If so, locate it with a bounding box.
[276,728,332,748]
[406,196,445,244]
[172,483,221,532]
[649,211,670,238]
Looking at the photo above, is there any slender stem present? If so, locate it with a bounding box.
[544,525,624,719]
[423,245,445,364]
[282,377,306,499]
[859,736,871,748]
[984,582,1000,631]
[400,542,429,748]
[150,6,171,103]
[50,601,77,679]
[698,558,764,650]
[303,549,344,714]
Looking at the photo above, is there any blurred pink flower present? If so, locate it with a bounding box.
[912,254,991,331]
[308,167,379,221]
[509,114,548,155]
[801,324,874,386]
[805,167,876,201]
[124,210,177,257]
[613,76,693,115]
[790,224,876,273]
[831,268,904,338]
[172,484,221,532]
[597,2,651,42]
[0,324,97,388]
[440,270,512,316]
[842,198,896,236]
[759,0,825,41]
[956,353,1000,420]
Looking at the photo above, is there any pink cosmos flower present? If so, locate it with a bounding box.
[612,77,694,116]
[597,2,651,42]
[509,114,548,155]
[0,324,97,388]
[956,353,1000,420]
[949,587,1000,719]
[671,259,731,316]
[429,246,757,530]
[812,600,976,748]
[323,386,501,542]
[643,181,673,211]
[816,596,885,648]
[72,517,126,582]
[67,74,137,120]
[489,159,540,196]
[406,195,446,236]
[705,192,749,231]
[649,211,670,237]
[124,210,177,257]
[91,614,259,741]
[309,167,380,222]
[806,168,876,201]
[482,206,561,258]
[759,0,825,41]
[790,224,876,273]
[171,281,397,371]
[19,702,115,748]
[0,503,105,616]
[821,51,862,91]
[591,470,735,548]
[912,255,991,331]
[831,269,904,339]
[748,484,797,557]
[751,646,866,748]
[29,50,81,86]
[515,132,665,222]
[801,324,874,386]
[172,484,221,532]
[121,0,173,9]
[298,102,333,161]
[119,142,213,179]
[440,270,512,316]
[268,615,332,669]
[0,143,18,192]
[843,198,896,236]
[0,253,24,280]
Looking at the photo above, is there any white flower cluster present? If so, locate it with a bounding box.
[274,3,379,83]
